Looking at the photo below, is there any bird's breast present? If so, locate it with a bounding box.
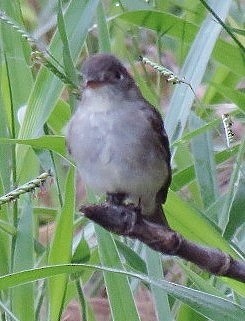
[66,100,167,197]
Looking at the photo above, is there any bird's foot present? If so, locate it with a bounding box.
[106,192,128,206]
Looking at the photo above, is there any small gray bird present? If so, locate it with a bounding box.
[66,54,171,225]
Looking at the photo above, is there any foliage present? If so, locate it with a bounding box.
[0,0,244,320]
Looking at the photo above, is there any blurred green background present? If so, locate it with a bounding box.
[0,1,245,320]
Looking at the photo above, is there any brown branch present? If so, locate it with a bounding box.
[81,203,245,283]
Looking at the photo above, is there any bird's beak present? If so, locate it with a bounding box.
[84,80,101,89]
[83,73,107,89]
[84,79,103,89]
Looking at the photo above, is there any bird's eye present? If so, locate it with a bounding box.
[115,71,124,80]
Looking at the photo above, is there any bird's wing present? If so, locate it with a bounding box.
[141,101,172,204]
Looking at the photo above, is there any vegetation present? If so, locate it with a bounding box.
[0,0,244,320]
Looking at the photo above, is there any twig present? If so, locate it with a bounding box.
[81,203,245,283]
[0,171,52,207]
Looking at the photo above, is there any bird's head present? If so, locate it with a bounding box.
[81,54,136,92]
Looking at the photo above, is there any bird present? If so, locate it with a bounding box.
[66,53,171,226]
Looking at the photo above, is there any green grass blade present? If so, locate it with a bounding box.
[212,40,245,77]
[0,69,13,190]
[0,0,33,118]
[115,240,147,273]
[47,99,71,134]
[0,264,244,321]
[165,190,241,258]
[17,0,99,167]
[0,176,10,277]
[96,2,111,53]
[12,195,35,321]
[181,264,225,297]
[165,190,245,295]
[223,166,245,241]
[199,0,245,53]
[48,167,75,321]
[209,82,245,112]
[119,0,149,10]
[144,247,172,321]
[118,10,198,45]
[95,226,140,321]
[57,0,78,86]
[0,136,67,159]
[172,146,239,191]
[219,138,245,231]
[189,113,218,209]
[118,10,244,77]
[165,0,233,143]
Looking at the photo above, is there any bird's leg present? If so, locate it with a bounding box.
[137,197,141,208]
